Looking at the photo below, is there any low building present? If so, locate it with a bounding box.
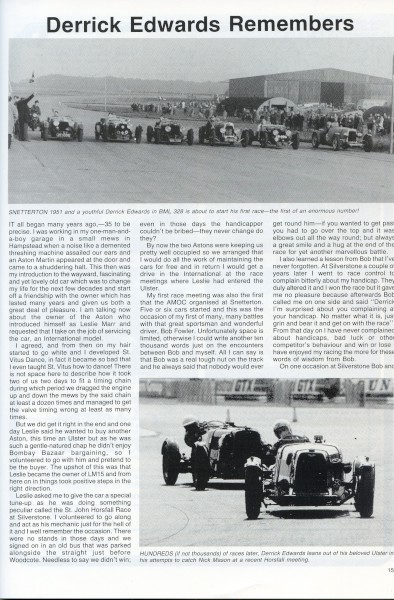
[229,68,392,107]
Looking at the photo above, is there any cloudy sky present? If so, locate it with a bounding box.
[9,37,394,82]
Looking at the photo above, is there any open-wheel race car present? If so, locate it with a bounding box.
[244,434,375,519]
[311,124,373,152]
[199,121,246,146]
[162,420,268,491]
[41,115,83,141]
[95,115,142,143]
[147,118,194,145]
[242,124,300,150]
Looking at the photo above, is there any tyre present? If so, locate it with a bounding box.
[248,129,254,145]
[154,129,161,144]
[311,132,319,149]
[162,442,181,486]
[241,130,249,147]
[187,129,194,146]
[135,126,142,144]
[245,465,262,520]
[147,125,153,143]
[77,127,83,142]
[95,128,100,140]
[260,132,268,148]
[191,444,210,491]
[355,467,375,518]
[42,126,48,141]
[209,130,216,146]
[332,135,341,151]
[102,127,108,142]
[292,132,300,150]
[198,127,205,144]
[363,134,373,153]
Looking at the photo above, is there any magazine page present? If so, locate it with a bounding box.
[1,0,394,598]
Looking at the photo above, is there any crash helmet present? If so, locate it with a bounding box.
[273,419,292,439]
[182,415,199,429]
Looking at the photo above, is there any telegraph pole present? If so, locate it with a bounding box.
[390,54,394,154]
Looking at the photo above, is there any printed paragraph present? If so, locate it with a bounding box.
[140,218,265,370]
[9,218,132,419]
[272,218,394,369]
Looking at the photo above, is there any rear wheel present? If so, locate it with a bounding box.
[198,127,205,144]
[292,132,300,150]
[154,129,161,144]
[311,132,319,148]
[135,126,142,144]
[42,126,48,141]
[191,445,210,491]
[363,134,373,153]
[95,128,100,140]
[187,129,194,146]
[241,130,249,147]
[77,128,83,142]
[355,467,375,518]
[147,126,153,143]
[260,132,268,148]
[332,135,341,151]
[209,131,216,146]
[245,465,262,520]
[162,443,181,486]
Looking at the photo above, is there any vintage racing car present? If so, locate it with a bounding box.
[311,124,373,152]
[244,434,375,519]
[242,124,300,149]
[95,115,142,143]
[198,121,246,146]
[162,420,268,491]
[41,115,83,141]
[147,118,194,145]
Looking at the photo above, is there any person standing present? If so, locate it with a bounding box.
[16,93,34,141]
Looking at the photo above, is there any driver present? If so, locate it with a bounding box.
[268,420,309,460]
[182,415,207,447]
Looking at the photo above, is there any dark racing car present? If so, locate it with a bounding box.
[41,114,83,142]
[244,434,375,519]
[311,120,372,152]
[95,115,142,143]
[199,120,246,146]
[162,419,269,491]
[242,124,300,149]
[147,118,193,145]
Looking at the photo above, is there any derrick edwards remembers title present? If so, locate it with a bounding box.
[47,15,354,33]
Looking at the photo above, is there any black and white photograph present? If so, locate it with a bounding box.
[140,377,394,546]
[8,37,394,204]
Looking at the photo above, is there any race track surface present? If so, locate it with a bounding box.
[140,403,394,546]
[9,98,394,204]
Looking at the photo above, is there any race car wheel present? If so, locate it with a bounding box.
[363,134,373,153]
[191,444,210,491]
[260,132,268,148]
[95,130,100,140]
[198,127,205,144]
[292,132,300,150]
[42,125,48,141]
[209,131,216,146]
[147,126,153,143]
[162,442,181,486]
[135,126,142,144]
[248,129,254,145]
[241,130,249,147]
[355,467,375,518]
[332,135,340,151]
[154,129,161,144]
[77,128,83,142]
[245,464,262,520]
[187,129,194,146]
[311,132,319,148]
[102,127,108,142]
